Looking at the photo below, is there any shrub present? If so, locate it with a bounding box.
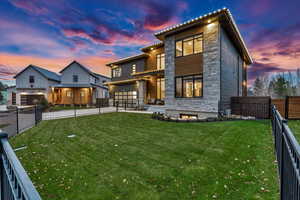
[38,97,49,111]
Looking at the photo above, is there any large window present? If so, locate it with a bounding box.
[176,34,203,57]
[29,76,35,83]
[73,75,78,82]
[156,53,165,70]
[112,67,122,77]
[175,74,203,98]
[156,78,165,99]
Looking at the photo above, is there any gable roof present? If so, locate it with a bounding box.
[60,60,98,78]
[154,8,252,64]
[14,65,61,82]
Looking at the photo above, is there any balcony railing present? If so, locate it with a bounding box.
[0,133,42,200]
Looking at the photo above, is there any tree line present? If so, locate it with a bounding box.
[251,70,300,98]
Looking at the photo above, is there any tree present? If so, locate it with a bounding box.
[273,74,289,98]
[0,81,5,91]
[253,76,269,96]
[0,91,3,102]
[253,77,264,96]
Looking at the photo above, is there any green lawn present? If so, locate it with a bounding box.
[10,113,279,200]
[286,120,300,142]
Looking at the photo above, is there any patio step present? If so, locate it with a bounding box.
[146,105,166,113]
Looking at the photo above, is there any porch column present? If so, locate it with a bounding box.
[137,80,146,106]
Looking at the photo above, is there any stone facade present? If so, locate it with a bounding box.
[165,22,221,118]
[220,27,244,111]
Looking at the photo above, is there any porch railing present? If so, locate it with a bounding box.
[271,105,300,200]
[0,133,42,200]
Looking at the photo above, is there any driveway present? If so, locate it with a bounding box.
[42,107,118,120]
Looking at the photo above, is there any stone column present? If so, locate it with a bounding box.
[137,80,146,106]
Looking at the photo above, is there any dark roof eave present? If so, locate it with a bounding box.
[106,54,148,66]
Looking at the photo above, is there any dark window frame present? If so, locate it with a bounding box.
[29,75,35,83]
[112,67,122,78]
[180,114,198,119]
[156,77,165,100]
[175,74,203,98]
[175,33,203,58]
[73,75,78,82]
[156,53,165,70]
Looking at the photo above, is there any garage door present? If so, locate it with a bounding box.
[20,95,44,105]
[114,91,137,107]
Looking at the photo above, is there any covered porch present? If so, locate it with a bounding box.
[51,84,95,106]
[132,69,165,105]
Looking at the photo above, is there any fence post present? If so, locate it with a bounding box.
[0,133,8,200]
[35,105,37,126]
[125,101,127,111]
[285,96,289,120]
[98,100,101,114]
[116,101,118,112]
[16,107,19,134]
[268,97,271,119]
[74,105,76,118]
[280,119,287,200]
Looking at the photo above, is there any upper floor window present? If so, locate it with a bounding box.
[156,53,165,70]
[175,74,203,98]
[73,75,78,82]
[112,67,122,77]
[176,34,203,57]
[29,76,35,83]
[132,64,136,73]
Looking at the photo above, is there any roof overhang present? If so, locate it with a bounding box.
[106,54,148,67]
[141,42,164,52]
[154,8,253,65]
[105,78,148,85]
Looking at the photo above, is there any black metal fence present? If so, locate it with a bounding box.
[0,106,43,137]
[0,133,42,200]
[271,105,300,200]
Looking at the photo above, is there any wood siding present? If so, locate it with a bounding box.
[146,47,164,71]
[175,53,203,76]
[174,25,204,40]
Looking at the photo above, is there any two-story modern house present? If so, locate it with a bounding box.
[9,61,110,106]
[106,8,253,118]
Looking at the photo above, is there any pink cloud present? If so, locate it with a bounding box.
[9,0,49,15]
[0,53,113,80]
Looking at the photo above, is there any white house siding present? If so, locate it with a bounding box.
[13,67,54,105]
[60,63,92,84]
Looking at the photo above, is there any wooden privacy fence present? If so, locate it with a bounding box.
[231,97,271,119]
[272,97,300,119]
[231,96,300,119]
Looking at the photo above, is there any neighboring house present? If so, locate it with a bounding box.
[106,8,253,118]
[10,61,110,106]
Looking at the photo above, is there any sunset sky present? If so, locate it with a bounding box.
[0,0,299,86]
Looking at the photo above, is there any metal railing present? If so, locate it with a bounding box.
[0,106,43,137]
[271,105,300,200]
[0,133,42,200]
